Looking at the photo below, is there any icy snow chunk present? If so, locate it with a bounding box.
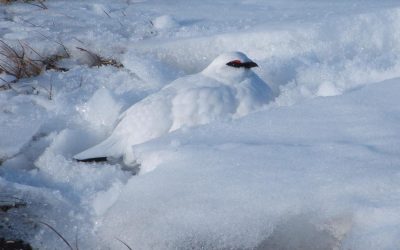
[36,129,97,159]
[0,97,44,159]
[91,181,124,216]
[316,81,341,97]
[77,87,122,134]
[0,120,40,160]
[122,51,180,89]
[90,4,108,16]
[134,148,179,174]
[152,15,179,30]
[35,129,129,196]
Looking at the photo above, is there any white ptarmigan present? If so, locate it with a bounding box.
[74,52,273,163]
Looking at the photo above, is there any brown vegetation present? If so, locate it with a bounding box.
[0,40,68,82]
[0,0,47,9]
[76,47,124,68]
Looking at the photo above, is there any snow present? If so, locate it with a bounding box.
[107,78,399,249]
[1,0,400,249]
[152,15,179,30]
[0,94,45,161]
[76,87,122,134]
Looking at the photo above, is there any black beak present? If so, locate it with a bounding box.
[241,61,258,69]
[226,61,258,69]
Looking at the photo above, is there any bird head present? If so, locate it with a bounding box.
[202,52,259,84]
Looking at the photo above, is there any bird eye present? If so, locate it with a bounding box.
[226,60,242,68]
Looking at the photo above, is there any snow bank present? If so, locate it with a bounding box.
[134,6,400,104]
[98,78,400,249]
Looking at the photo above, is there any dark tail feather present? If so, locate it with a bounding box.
[75,157,108,163]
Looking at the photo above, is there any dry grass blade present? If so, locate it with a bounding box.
[36,31,70,58]
[76,47,123,68]
[21,41,69,72]
[0,0,47,9]
[24,0,47,9]
[38,221,74,250]
[0,40,42,79]
[102,8,112,18]
[115,237,133,250]
[0,39,70,89]
[75,230,79,250]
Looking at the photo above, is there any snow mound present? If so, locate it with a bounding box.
[76,87,122,134]
[152,15,179,30]
[97,79,400,249]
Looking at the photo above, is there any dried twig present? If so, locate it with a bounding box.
[72,37,84,45]
[43,74,54,100]
[102,8,124,27]
[21,41,69,72]
[36,31,70,58]
[76,47,123,68]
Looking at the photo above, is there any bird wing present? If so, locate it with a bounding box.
[74,91,174,161]
[170,83,238,131]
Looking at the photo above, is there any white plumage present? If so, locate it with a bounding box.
[74,52,273,163]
